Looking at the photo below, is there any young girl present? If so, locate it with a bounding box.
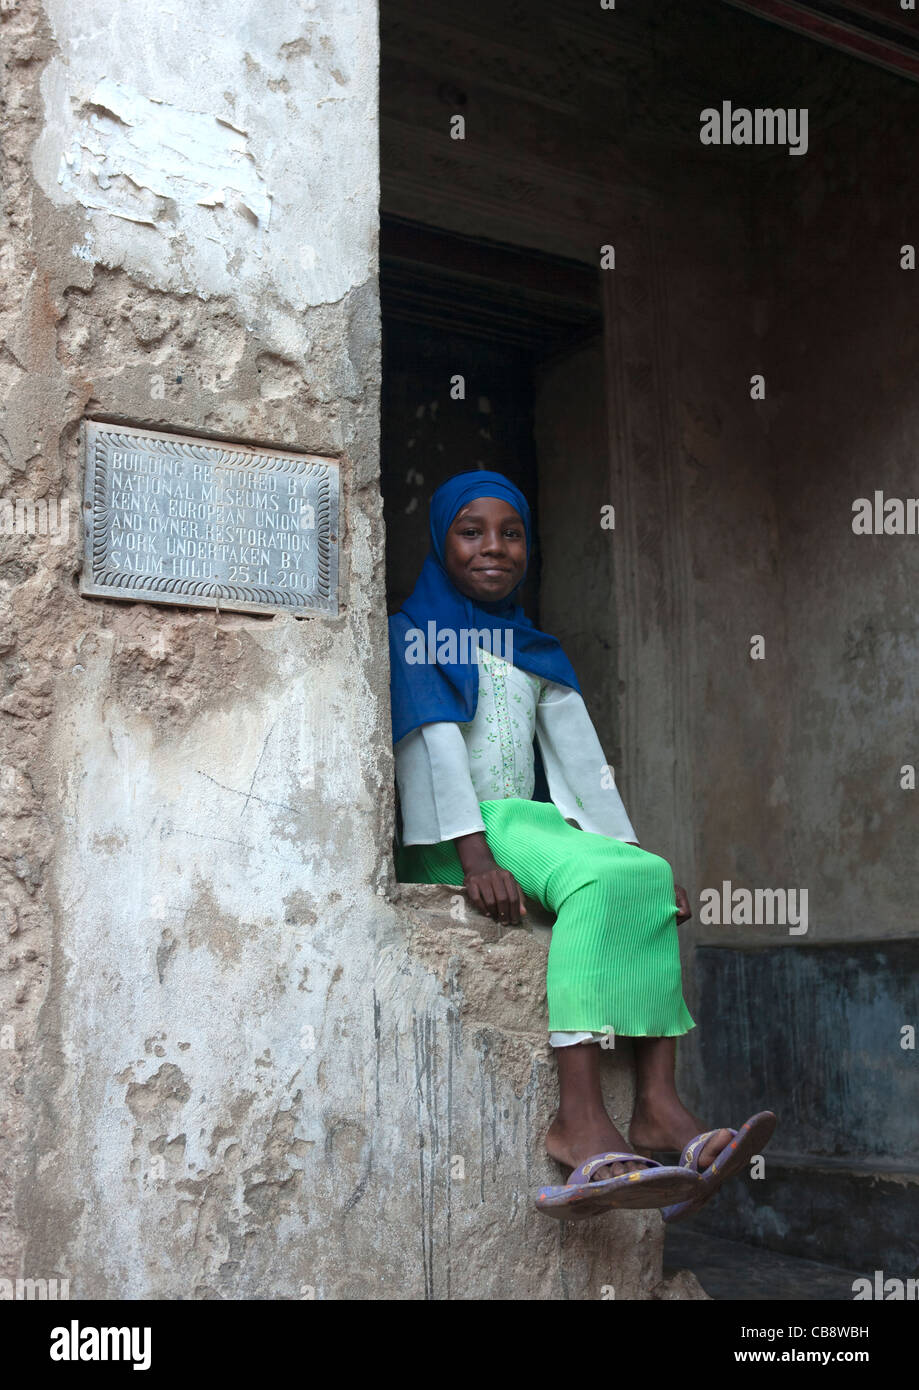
[389,470,775,1220]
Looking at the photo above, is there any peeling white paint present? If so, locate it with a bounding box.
[55,78,272,247]
[33,0,378,329]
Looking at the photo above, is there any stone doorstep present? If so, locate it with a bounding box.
[664,1227,867,1302]
[392,880,556,940]
[692,1151,919,1273]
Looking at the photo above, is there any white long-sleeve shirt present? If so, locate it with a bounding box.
[393,645,637,847]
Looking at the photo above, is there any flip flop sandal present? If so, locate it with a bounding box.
[659,1110,777,1225]
[534,1151,704,1221]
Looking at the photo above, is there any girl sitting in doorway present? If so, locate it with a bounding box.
[389,469,775,1220]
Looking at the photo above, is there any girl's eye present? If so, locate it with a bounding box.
[456,526,521,538]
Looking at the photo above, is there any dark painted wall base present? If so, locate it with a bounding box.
[692,941,919,1270]
[689,1155,919,1274]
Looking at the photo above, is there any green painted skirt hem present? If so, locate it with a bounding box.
[397,798,696,1038]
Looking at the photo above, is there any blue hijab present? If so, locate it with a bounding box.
[388,470,581,745]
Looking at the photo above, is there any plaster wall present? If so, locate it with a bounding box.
[761,66,919,946]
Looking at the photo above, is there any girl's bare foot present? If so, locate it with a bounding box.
[546,1110,647,1181]
[629,1094,733,1171]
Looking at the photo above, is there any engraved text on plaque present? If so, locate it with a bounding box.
[80,422,339,616]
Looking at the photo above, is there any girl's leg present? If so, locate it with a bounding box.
[629,1036,732,1170]
[541,838,694,1036]
[399,803,702,1180]
[478,804,703,1180]
[546,1041,646,1179]
[539,837,696,1178]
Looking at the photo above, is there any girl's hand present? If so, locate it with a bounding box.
[464,863,528,924]
[454,831,527,925]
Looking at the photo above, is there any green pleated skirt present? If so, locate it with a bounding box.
[396,798,695,1038]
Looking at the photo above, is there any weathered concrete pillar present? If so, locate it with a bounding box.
[0,0,701,1298]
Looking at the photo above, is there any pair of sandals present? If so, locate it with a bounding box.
[535,1111,776,1222]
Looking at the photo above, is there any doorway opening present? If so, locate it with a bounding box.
[380,214,622,761]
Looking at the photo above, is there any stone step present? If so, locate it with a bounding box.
[689,1152,919,1272]
[664,1227,868,1301]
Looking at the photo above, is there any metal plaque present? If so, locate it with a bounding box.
[80,421,339,616]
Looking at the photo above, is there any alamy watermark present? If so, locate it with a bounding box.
[699,880,808,935]
[0,1275,70,1299]
[700,102,808,157]
[50,1321,151,1369]
[852,1270,919,1300]
[403,624,513,665]
[0,497,71,544]
[852,491,919,535]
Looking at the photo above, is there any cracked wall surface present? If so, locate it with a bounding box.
[0,0,702,1299]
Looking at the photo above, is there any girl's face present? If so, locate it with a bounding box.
[443,495,527,602]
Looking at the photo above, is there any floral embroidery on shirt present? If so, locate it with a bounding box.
[486,657,516,796]
[457,648,542,801]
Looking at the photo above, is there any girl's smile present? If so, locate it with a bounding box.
[443,495,527,602]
